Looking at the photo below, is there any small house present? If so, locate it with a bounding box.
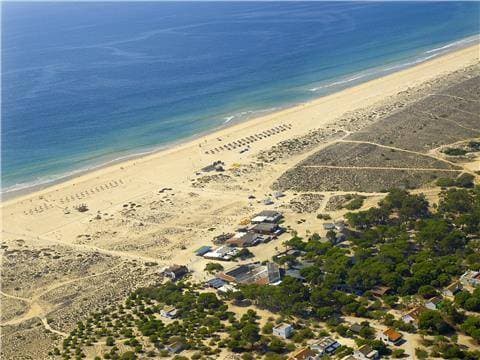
[251,222,283,236]
[263,198,274,205]
[323,223,336,231]
[425,296,443,310]
[213,233,234,245]
[206,277,227,289]
[274,191,286,199]
[381,328,403,346]
[310,337,341,355]
[217,284,236,294]
[289,348,319,360]
[195,245,212,256]
[370,286,391,298]
[163,265,188,281]
[251,210,283,224]
[166,341,185,354]
[460,270,480,287]
[354,344,379,360]
[401,306,426,326]
[349,323,364,334]
[203,246,239,261]
[217,262,281,285]
[334,220,346,231]
[285,269,305,281]
[273,323,294,339]
[442,281,463,297]
[160,305,178,319]
[226,231,265,247]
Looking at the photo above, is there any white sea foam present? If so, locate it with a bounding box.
[3,106,284,197]
[222,107,279,124]
[308,35,478,93]
[1,148,160,196]
[5,34,478,198]
[424,35,480,54]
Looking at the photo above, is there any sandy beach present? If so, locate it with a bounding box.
[2,43,479,259]
[3,45,479,203]
[1,44,479,358]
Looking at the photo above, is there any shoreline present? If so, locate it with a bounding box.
[2,43,479,205]
[2,35,479,200]
[2,35,479,199]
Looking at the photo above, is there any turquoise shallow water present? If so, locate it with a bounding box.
[2,1,479,194]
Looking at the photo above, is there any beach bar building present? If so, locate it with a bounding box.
[251,222,283,236]
[251,210,283,224]
[217,262,281,285]
[226,231,266,247]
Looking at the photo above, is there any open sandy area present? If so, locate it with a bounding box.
[1,44,479,359]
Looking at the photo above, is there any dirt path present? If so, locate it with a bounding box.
[417,109,480,133]
[0,261,127,336]
[0,291,30,303]
[337,139,461,167]
[428,93,479,103]
[2,229,162,265]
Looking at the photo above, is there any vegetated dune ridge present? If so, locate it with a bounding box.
[1,45,479,359]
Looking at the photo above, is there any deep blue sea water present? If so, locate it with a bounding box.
[2,1,479,194]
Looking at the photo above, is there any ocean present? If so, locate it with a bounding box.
[2,1,479,195]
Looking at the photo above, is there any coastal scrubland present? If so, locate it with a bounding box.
[274,74,479,193]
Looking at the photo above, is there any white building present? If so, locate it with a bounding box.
[203,246,239,261]
[273,323,294,339]
[310,337,341,355]
[381,328,403,346]
[160,305,178,319]
[354,344,379,360]
[442,281,463,297]
[425,296,443,310]
[460,270,480,287]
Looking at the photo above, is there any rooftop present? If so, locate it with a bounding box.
[370,286,391,296]
[445,281,462,291]
[403,306,426,320]
[252,222,278,231]
[289,348,316,360]
[273,323,292,331]
[259,210,281,216]
[195,245,212,256]
[349,323,363,333]
[427,296,443,305]
[383,328,402,342]
[357,344,377,357]
[206,278,227,289]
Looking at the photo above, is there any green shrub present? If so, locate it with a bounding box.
[443,148,467,156]
[204,262,224,274]
[455,173,474,188]
[344,196,365,210]
[436,177,456,187]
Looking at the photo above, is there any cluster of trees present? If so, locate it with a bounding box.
[239,188,479,344]
[442,147,468,156]
[55,280,324,359]
[204,262,224,274]
[342,194,366,210]
[455,288,480,312]
[53,187,479,359]
[436,173,475,188]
